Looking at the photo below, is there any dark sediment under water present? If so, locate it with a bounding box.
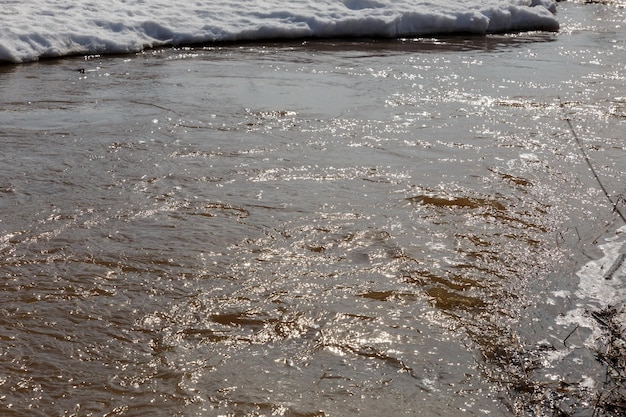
[1,2,625,416]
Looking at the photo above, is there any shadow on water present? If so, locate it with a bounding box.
[187,32,558,57]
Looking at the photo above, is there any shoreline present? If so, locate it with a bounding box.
[0,32,561,67]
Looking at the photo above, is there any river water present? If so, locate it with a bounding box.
[1,2,625,416]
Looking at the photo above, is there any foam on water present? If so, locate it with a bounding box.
[1,0,559,63]
[575,226,626,306]
[557,225,626,340]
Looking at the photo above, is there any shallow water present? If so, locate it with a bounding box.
[1,3,625,416]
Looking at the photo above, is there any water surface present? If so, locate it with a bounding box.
[1,3,625,416]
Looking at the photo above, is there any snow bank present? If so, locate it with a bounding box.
[0,0,559,63]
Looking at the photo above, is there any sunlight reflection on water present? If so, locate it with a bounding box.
[1,3,625,416]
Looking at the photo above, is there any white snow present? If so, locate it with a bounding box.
[0,0,559,64]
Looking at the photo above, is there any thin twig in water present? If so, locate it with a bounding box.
[560,99,626,224]
[129,99,183,115]
[604,253,626,280]
[563,324,579,347]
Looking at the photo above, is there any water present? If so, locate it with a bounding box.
[1,2,625,416]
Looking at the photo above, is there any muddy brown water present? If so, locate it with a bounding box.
[1,2,625,416]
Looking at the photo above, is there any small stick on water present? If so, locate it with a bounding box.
[604,253,626,280]
[563,324,579,347]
